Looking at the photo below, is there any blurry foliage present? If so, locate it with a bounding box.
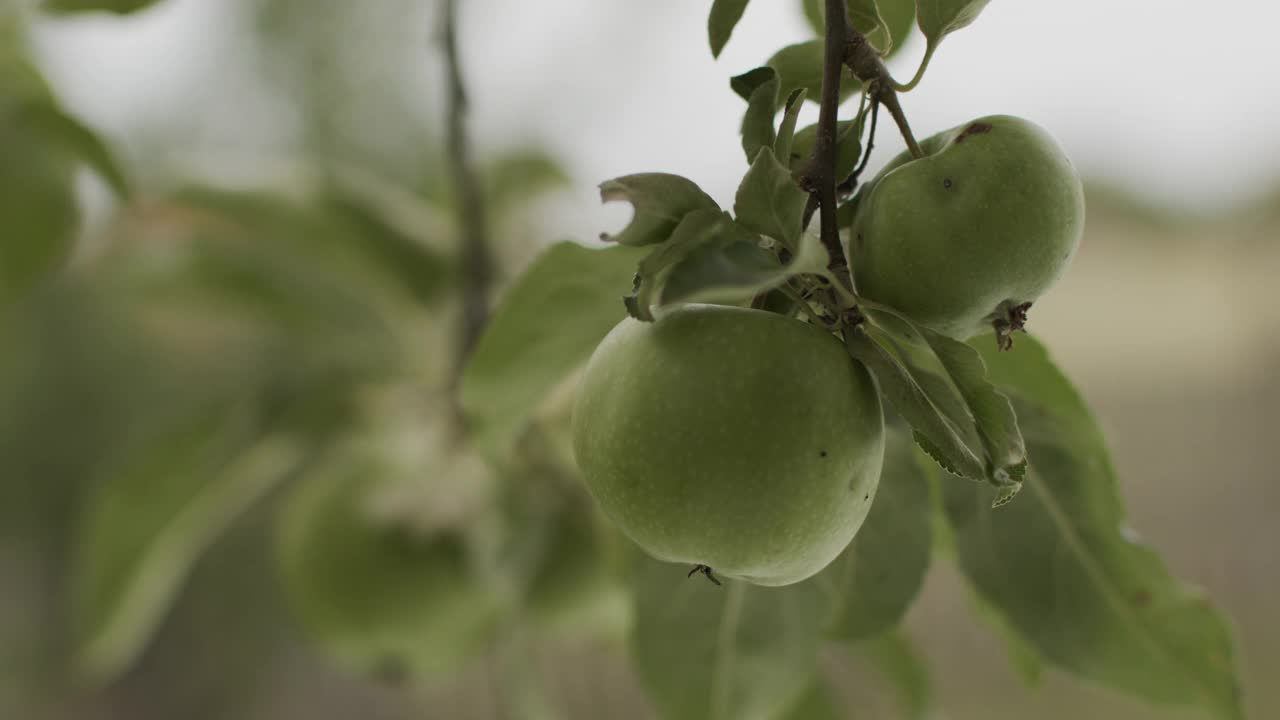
[0,2,590,718]
[42,0,164,15]
[0,2,1273,720]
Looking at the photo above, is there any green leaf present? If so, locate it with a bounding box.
[319,185,454,306]
[801,0,898,54]
[843,327,985,480]
[878,0,920,60]
[968,588,1046,687]
[708,0,752,58]
[15,101,131,198]
[730,65,777,102]
[919,328,1026,488]
[0,121,78,308]
[848,0,892,54]
[0,58,113,306]
[625,208,730,322]
[942,335,1245,720]
[774,88,808,164]
[816,426,932,641]
[763,41,861,110]
[915,0,991,47]
[862,630,934,720]
[734,146,809,249]
[659,219,828,307]
[801,0,823,35]
[775,680,842,720]
[460,241,647,460]
[733,67,779,165]
[856,306,1027,493]
[277,443,500,679]
[631,554,828,720]
[484,147,571,217]
[42,0,164,15]
[789,119,864,184]
[74,403,302,682]
[117,189,411,387]
[598,173,720,247]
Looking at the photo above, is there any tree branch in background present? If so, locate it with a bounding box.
[442,0,494,374]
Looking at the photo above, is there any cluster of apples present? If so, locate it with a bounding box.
[574,115,1085,586]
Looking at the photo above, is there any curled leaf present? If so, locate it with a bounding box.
[599,174,719,247]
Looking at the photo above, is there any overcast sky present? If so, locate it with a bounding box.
[30,0,1280,241]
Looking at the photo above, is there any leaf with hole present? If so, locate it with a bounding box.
[598,173,720,247]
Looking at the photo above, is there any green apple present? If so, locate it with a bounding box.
[572,304,885,587]
[277,457,499,679]
[849,114,1085,339]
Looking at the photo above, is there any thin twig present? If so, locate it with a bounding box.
[801,192,820,234]
[852,96,880,179]
[840,95,879,195]
[442,0,494,374]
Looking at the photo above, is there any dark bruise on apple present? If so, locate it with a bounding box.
[849,114,1085,341]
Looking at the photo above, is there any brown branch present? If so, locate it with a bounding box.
[843,28,923,159]
[443,0,494,374]
[809,0,854,294]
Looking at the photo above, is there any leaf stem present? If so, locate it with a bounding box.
[442,0,494,375]
[840,94,879,195]
[893,41,937,93]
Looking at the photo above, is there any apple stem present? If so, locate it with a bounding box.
[442,0,494,377]
[879,88,924,159]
